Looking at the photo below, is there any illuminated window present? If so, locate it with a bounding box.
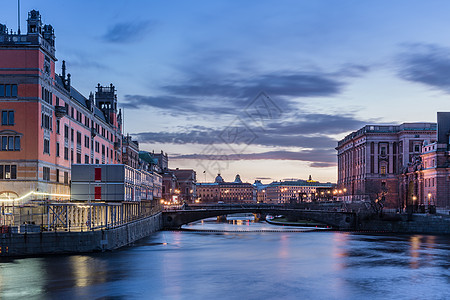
[0,165,17,179]
[380,166,386,175]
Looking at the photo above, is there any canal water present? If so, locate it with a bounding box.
[1,218,450,300]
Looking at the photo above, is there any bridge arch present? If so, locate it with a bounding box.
[162,208,356,230]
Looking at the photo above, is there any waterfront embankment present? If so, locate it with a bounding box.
[0,213,162,257]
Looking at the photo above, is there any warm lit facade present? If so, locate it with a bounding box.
[336,122,437,208]
[0,11,122,201]
[399,112,450,210]
[196,174,256,203]
[264,178,334,204]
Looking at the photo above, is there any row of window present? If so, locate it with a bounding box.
[41,87,53,105]
[0,84,18,98]
[41,113,53,130]
[0,136,20,151]
[42,166,69,183]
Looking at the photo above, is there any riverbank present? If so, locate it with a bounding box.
[0,213,162,257]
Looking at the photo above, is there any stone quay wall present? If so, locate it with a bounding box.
[0,213,162,257]
[358,214,450,234]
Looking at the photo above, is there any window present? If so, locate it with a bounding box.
[71,149,74,162]
[41,113,52,130]
[76,152,81,164]
[56,119,60,134]
[102,144,105,155]
[64,125,69,139]
[84,135,89,148]
[64,171,69,184]
[71,128,74,142]
[56,169,60,183]
[43,167,50,181]
[380,165,386,175]
[414,145,420,152]
[0,165,17,179]
[77,131,81,145]
[64,146,69,160]
[1,110,14,125]
[380,147,386,156]
[0,135,20,151]
[56,142,60,157]
[44,138,50,154]
[95,141,99,153]
[0,84,18,98]
[85,155,89,164]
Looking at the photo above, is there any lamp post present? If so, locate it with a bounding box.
[412,195,417,213]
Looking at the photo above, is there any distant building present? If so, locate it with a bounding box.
[336,122,437,208]
[264,177,334,204]
[196,174,256,203]
[172,168,197,203]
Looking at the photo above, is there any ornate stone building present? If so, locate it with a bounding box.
[336,122,437,209]
[400,112,450,210]
[196,174,256,203]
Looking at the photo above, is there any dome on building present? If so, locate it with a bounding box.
[215,173,224,183]
[234,174,242,183]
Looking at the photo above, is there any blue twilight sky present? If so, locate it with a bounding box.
[2,1,450,183]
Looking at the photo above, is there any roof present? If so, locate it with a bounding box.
[139,151,158,165]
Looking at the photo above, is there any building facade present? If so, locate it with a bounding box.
[0,10,123,202]
[264,178,334,204]
[399,113,450,210]
[196,174,256,203]
[336,122,437,208]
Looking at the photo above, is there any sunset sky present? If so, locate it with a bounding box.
[2,1,450,183]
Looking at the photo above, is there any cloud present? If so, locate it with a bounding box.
[132,112,368,149]
[121,64,370,114]
[171,149,336,164]
[397,43,450,92]
[102,21,154,43]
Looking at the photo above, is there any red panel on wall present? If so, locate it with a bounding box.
[95,167,101,182]
[95,186,101,200]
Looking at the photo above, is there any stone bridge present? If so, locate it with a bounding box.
[162,205,357,230]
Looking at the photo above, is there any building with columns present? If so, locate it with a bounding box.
[336,122,437,208]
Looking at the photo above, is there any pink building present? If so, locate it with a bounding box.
[0,10,122,201]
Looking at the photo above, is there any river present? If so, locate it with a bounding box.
[1,217,449,299]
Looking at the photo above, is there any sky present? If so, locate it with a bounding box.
[2,1,450,184]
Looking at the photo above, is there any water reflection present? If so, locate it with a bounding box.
[1,220,450,299]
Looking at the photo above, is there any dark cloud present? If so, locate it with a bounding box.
[171,149,336,163]
[265,113,368,135]
[121,64,370,114]
[132,112,368,149]
[398,43,450,91]
[309,162,337,168]
[103,21,154,43]
[255,177,273,180]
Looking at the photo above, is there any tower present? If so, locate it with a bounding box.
[95,83,118,125]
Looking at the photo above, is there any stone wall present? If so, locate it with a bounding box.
[358,214,450,234]
[0,213,162,256]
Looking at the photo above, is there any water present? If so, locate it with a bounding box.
[1,218,450,300]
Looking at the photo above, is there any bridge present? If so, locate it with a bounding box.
[162,204,358,230]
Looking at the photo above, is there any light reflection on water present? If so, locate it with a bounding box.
[0,219,450,300]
